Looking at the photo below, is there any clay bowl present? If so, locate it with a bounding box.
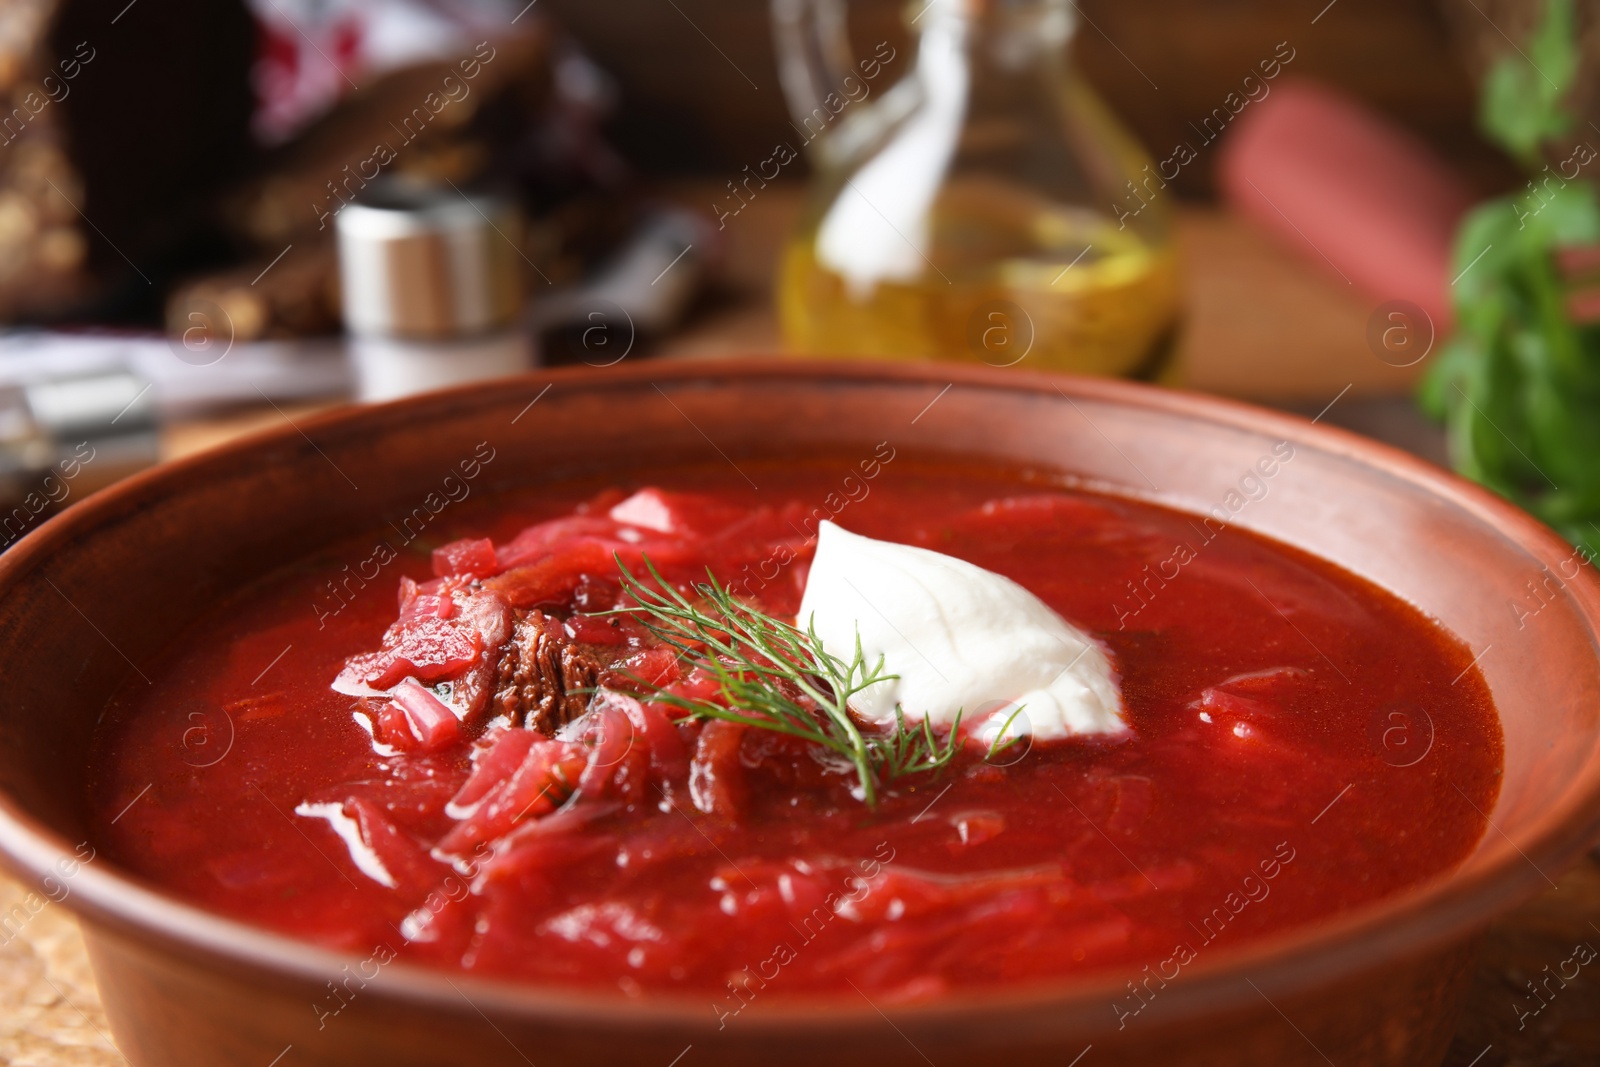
[0,361,1597,1067]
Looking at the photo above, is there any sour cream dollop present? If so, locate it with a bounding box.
[797,521,1126,741]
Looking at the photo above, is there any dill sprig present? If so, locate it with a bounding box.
[607,557,960,806]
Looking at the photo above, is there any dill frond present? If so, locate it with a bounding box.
[606,556,961,806]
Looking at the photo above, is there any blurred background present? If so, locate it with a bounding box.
[0,0,1593,540]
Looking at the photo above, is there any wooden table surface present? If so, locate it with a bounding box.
[653,185,1426,402]
[2,190,1596,1066]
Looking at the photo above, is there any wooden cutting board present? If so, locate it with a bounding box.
[0,872,121,1064]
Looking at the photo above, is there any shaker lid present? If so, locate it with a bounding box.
[336,182,523,339]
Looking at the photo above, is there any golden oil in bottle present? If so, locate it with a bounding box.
[779,177,1180,377]
[772,0,1181,377]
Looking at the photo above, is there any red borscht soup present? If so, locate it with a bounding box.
[90,460,1502,1006]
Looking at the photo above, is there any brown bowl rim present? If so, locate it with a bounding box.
[1,357,1598,1032]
